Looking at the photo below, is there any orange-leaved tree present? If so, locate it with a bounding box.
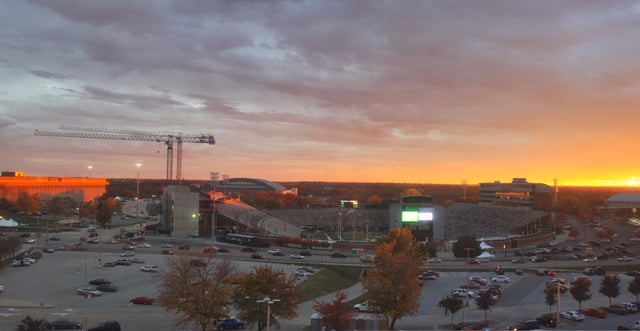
[360,227,425,329]
[231,265,301,331]
[158,255,238,331]
[313,291,355,331]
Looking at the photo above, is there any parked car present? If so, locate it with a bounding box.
[140,264,159,272]
[295,269,312,277]
[468,276,488,286]
[89,279,111,286]
[451,288,474,298]
[623,302,638,313]
[129,296,154,305]
[218,318,244,330]
[454,321,489,330]
[88,321,121,331]
[353,301,370,312]
[97,284,118,292]
[508,319,540,331]
[77,287,102,297]
[47,318,82,330]
[605,304,629,315]
[560,310,585,321]
[491,275,510,283]
[582,307,608,319]
[536,313,558,327]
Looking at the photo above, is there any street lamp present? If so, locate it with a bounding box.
[257,297,280,331]
[87,165,92,177]
[135,163,142,218]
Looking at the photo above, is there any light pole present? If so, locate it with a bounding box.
[257,297,280,331]
[135,163,142,218]
[88,165,92,177]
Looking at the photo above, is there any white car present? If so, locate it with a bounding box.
[353,301,370,312]
[267,249,281,255]
[490,275,510,283]
[560,310,585,321]
[0,285,4,292]
[140,264,159,272]
[426,258,442,263]
[77,287,102,297]
[120,251,135,257]
[290,254,304,260]
[583,257,597,262]
[160,243,174,248]
[295,269,312,277]
[138,243,152,248]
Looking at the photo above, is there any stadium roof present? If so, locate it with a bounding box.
[605,193,640,205]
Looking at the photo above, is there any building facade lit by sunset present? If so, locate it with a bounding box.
[0,171,108,203]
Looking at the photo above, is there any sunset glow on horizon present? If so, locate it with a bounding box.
[2,1,640,188]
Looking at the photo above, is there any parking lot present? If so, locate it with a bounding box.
[3,233,640,330]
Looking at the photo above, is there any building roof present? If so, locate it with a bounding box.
[606,193,640,204]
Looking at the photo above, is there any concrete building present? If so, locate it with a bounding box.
[161,185,200,238]
[479,178,553,211]
[0,171,108,203]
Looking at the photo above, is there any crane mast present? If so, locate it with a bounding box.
[34,126,215,180]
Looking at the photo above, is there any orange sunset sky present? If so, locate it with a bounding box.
[1,1,639,187]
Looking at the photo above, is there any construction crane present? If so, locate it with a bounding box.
[34,125,215,180]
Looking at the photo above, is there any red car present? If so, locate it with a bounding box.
[582,307,608,319]
[129,296,154,305]
[162,249,174,255]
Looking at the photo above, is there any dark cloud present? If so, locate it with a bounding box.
[1,0,640,185]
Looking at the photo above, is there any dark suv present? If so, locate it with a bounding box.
[536,313,557,327]
[509,319,540,331]
[88,321,121,331]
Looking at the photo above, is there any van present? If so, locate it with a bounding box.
[622,302,637,312]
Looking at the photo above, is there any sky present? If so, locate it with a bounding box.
[1,0,640,187]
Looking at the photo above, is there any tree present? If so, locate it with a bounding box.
[569,278,592,310]
[452,235,481,259]
[544,286,557,313]
[15,315,48,331]
[360,228,424,329]
[15,192,40,215]
[599,274,620,306]
[475,290,496,322]
[366,194,383,207]
[231,265,300,331]
[312,291,355,331]
[158,255,238,331]
[628,276,640,303]
[438,296,464,326]
[95,197,117,228]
